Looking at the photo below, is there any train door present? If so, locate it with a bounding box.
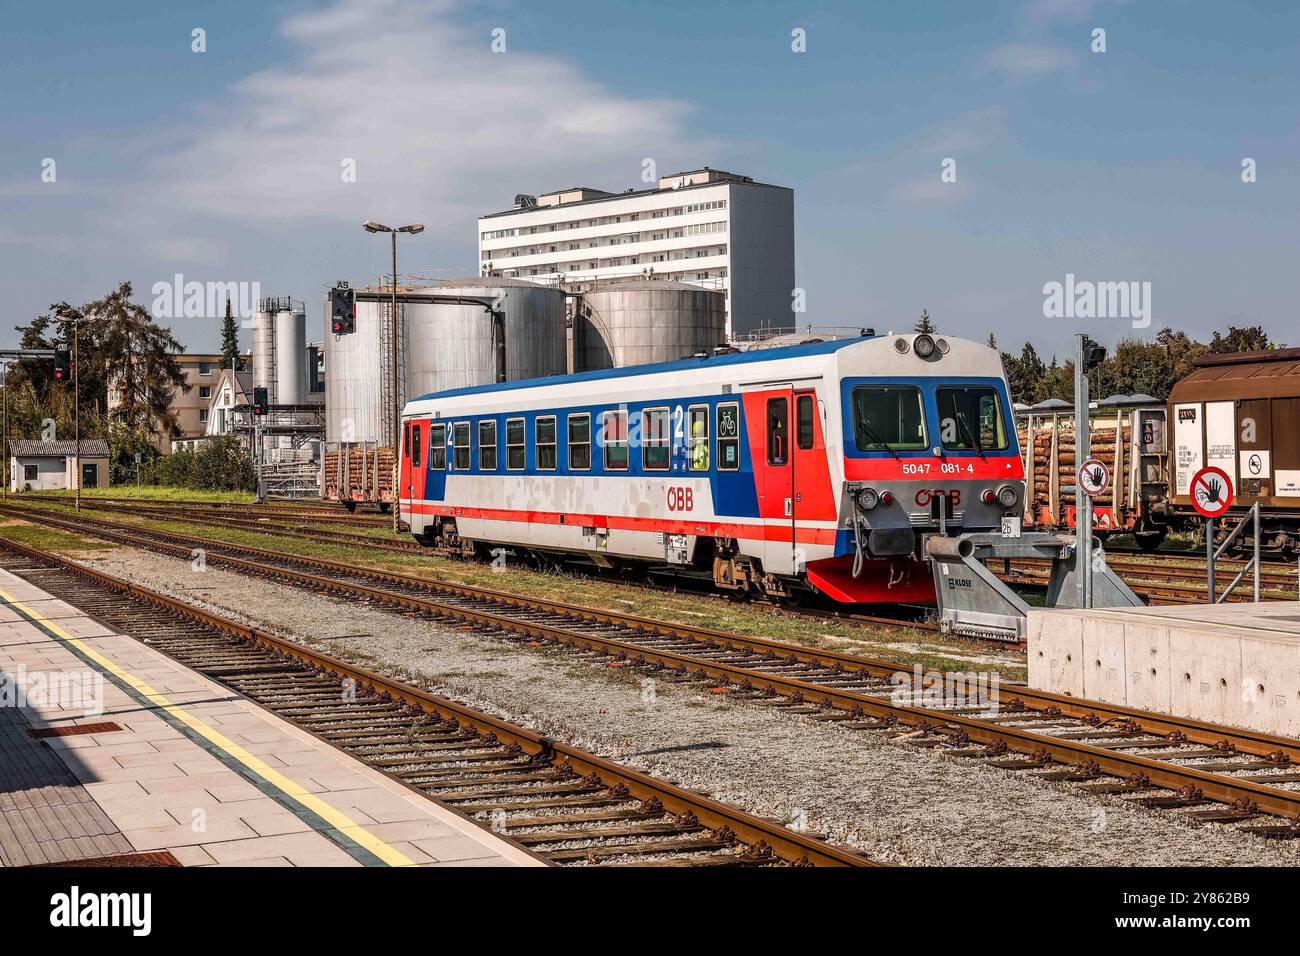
[758,387,795,574]
[401,419,428,528]
[1238,399,1273,498]
[790,389,821,572]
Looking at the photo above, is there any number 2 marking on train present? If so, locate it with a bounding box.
[667,487,694,511]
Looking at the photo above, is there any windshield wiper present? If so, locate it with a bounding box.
[955,411,985,458]
[857,419,898,458]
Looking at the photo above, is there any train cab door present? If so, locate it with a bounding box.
[401,419,428,529]
[753,386,795,575]
[790,388,823,573]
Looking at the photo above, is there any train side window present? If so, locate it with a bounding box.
[403,423,411,458]
[717,402,740,471]
[568,413,591,470]
[478,420,497,471]
[602,410,628,471]
[643,407,670,471]
[452,422,470,470]
[426,424,442,470]
[766,398,789,465]
[506,417,525,470]
[536,416,558,471]
[687,405,710,471]
[796,394,815,450]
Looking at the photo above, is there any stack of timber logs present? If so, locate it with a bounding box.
[1017,419,1134,526]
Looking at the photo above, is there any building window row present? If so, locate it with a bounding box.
[480,200,728,242]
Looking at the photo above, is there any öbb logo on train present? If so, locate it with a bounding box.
[667,487,695,512]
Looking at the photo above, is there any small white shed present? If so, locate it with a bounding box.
[8,440,111,492]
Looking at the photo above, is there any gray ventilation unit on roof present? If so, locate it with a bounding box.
[514,194,537,208]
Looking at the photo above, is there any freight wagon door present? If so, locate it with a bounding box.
[1238,399,1272,498]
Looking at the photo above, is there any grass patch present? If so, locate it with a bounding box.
[26,487,256,503]
[0,518,118,554]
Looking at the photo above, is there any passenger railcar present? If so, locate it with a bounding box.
[397,333,1024,605]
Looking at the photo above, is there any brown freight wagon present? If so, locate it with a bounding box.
[1017,399,1168,549]
[1158,347,1300,553]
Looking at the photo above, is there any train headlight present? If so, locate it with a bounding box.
[855,487,880,511]
[997,484,1019,509]
[981,489,997,505]
[913,334,937,358]
[879,491,894,506]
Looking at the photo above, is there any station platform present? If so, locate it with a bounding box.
[0,568,541,867]
[1027,601,1300,738]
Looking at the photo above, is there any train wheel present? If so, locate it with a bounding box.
[378,502,391,514]
[343,501,357,513]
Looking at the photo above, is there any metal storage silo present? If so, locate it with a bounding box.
[324,295,386,443]
[573,279,727,371]
[404,278,567,396]
[250,307,276,402]
[274,305,307,405]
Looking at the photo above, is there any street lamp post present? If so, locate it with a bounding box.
[362,220,423,532]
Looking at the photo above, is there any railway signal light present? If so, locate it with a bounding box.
[1081,336,1106,371]
[330,285,355,335]
[52,347,72,382]
[252,386,269,416]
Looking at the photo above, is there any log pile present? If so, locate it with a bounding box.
[323,443,395,501]
[1018,421,1134,521]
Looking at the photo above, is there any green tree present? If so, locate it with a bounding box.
[1207,325,1276,354]
[914,309,936,334]
[1001,342,1047,405]
[219,296,243,370]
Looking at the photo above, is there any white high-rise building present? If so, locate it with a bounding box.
[477,168,794,336]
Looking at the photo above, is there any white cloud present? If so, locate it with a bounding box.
[982,42,1080,78]
[140,0,708,233]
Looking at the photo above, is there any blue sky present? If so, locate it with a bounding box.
[2,0,1297,360]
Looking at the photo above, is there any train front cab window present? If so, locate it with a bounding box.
[717,402,740,471]
[687,405,710,471]
[643,407,670,471]
[426,423,443,470]
[851,386,928,452]
[603,410,628,471]
[936,386,1008,451]
[568,413,591,470]
[452,422,470,470]
[506,417,525,470]
[478,420,497,470]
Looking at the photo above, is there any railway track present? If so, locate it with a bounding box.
[10,502,1300,834]
[0,534,871,867]
[13,496,943,636]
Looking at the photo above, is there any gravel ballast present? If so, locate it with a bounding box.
[69,545,1300,866]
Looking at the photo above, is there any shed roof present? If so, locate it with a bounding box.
[1170,351,1300,403]
[10,439,111,457]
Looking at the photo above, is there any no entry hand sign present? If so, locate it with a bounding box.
[1190,465,1233,519]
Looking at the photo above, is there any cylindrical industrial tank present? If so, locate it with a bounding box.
[404,278,567,397]
[250,309,276,402]
[574,279,727,371]
[274,307,307,405]
[324,296,386,443]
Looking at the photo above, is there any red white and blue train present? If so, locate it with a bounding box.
[397,332,1024,604]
